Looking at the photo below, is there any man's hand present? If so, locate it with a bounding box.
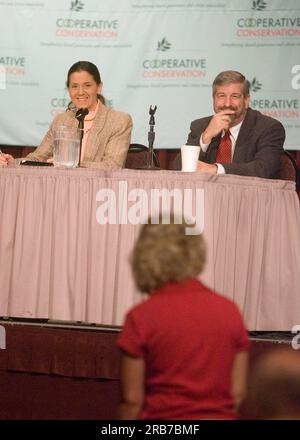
[202,109,235,144]
[197,161,217,174]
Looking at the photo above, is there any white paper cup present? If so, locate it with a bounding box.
[181,145,200,172]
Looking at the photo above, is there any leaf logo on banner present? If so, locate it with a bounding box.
[70,0,84,12]
[250,77,262,92]
[157,38,172,52]
[252,0,267,11]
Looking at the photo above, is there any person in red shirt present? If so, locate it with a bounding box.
[118,217,249,420]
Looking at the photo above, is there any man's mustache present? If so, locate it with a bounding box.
[219,106,237,112]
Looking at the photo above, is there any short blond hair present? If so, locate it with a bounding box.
[131,217,206,293]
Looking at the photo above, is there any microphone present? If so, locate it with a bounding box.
[149,105,157,116]
[75,108,89,167]
[75,108,89,120]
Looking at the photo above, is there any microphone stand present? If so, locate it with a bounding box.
[75,108,89,167]
[138,105,160,170]
[78,117,84,167]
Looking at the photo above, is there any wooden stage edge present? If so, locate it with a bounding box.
[0,317,294,342]
[0,317,121,333]
[0,317,295,419]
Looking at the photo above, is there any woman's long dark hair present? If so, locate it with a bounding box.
[66,61,105,108]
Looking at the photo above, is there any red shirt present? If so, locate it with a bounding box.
[118,278,249,420]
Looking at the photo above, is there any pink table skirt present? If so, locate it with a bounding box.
[0,167,299,330]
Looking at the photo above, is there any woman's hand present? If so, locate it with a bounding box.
[0,153,15,167]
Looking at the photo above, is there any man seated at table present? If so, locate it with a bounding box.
[174,70,285,178]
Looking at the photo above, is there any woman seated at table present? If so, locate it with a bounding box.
[0,60,133,169]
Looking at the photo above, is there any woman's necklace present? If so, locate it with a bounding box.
[84,113,96,122]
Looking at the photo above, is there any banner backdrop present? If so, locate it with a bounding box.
[0,0,299,150]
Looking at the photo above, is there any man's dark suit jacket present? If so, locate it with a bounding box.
[175,108,285,179]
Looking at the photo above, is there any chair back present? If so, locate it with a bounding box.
[125,143,160,169]
[279,151,298,189]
